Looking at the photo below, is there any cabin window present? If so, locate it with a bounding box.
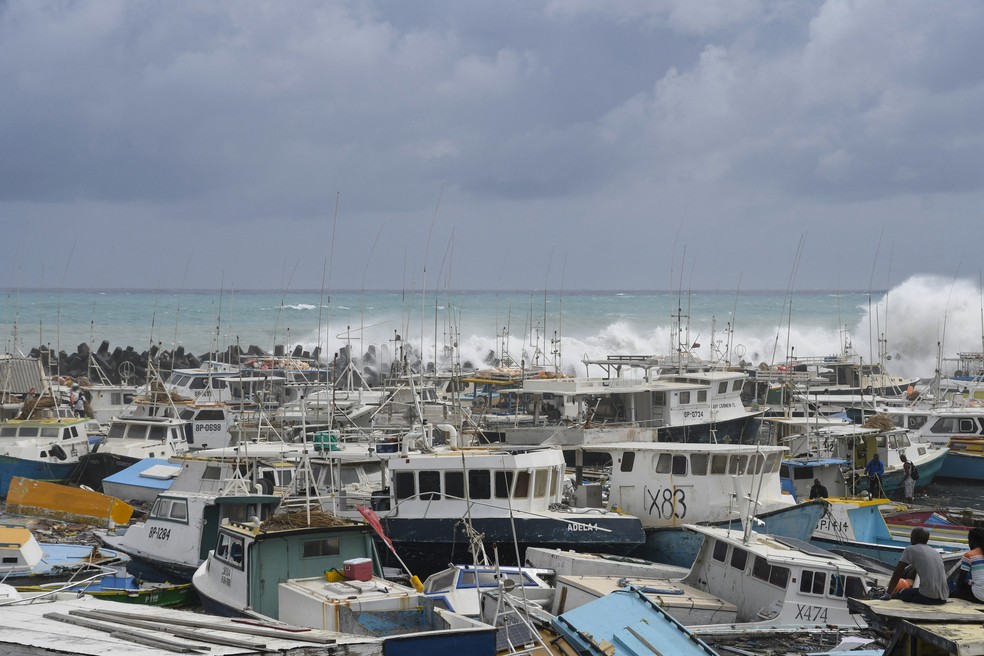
[732,380,743,392]
[620,452,635,472]
[961,419,976,433]
[445,471,464,500]
[495,471,514,498]
[690,453,708,475]
[793,466,814,481]
[0,427,15,437]
[780,465,789,478]
[533,470,548,498]
[679,392,691,405]
[718,382,728,394]
[395,472,416,500]
[197,410,225,420]
[898,433,911,447]
[698,390,707,402]
[40,426,59,438]
[729,455,749,475]
[514,471,530,499]
[203,466,222,481]
[550,468,559,497]
[829,574,845,597]
[180,410,195,420]
[302,538,340,558]
[730,547,748,571]
[907,416,927,430]
[189,378,207,390]
[149,425,167,440]
[469,471,491,499]
[752,556,770,581]
[425,570,456,593]
[800,570,827,596]
[215,533,245,568]
[2,556,17,564]
[108,423,126,439]
[876,435,886,447]
[749,454,764,475]
[19,427,39,437]
[711,455,728,475]
[419,471,441,500]
[712,540,728,563]
[845,576,865,598]
[888,434,898,449]
[652,392,664,405]
[151,497,189,523]
[672,455,687,475]
[63,428,74,440]
[765,453,780,473]
[655,454,672,474]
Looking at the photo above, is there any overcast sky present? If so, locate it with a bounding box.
[1,0,982,292]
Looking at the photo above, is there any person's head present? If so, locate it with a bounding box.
[872,453,880,461]
[813,479,822,486]
[910,527,930,545]
[71,383,79,390]
[900,453,907,462]
[969,528,984,550]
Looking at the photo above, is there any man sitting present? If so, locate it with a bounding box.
[885,528,948,605]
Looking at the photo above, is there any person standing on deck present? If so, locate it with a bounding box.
[864,453,885,497]
[809,479,829,499]
[900,454,915,504]
[886,527,948,605]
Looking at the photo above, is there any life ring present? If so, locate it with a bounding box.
[50,444,68,461]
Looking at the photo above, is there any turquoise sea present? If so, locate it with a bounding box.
[1,273,982,379]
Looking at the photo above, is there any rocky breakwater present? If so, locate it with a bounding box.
[31,341,274,386]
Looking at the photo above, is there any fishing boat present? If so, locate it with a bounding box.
[0,416,95,498]
[810,497,965,569]
[422,564,555,618]
[16,567,195,607]
[877,405,984,480]
[551,585,721,656]
[780,422,949,496]
[360,439,645,577]
[95,488,281,582]
[192,509,498,655]
[0,526,127,587]
[495,355,764,449]
[584,441,826,567]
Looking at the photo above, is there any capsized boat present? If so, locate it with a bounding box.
[0,526,127,587]
[16,566,195,607]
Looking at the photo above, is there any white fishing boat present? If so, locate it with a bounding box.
[356,434,645,577]
[496,355,764,448]
[0,416,95,498]
[583,441,826,566]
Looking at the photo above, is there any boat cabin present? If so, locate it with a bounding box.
[585,442,793,528]
[682,524,869,627]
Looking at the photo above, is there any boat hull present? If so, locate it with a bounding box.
[635,499,826,567]
[377,514,645,578]
[936,450,984,481]
[0,457,79,498]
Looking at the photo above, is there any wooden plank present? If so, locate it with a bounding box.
[43,612,208,654]
[67,608,335,644]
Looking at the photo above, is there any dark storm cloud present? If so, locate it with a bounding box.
[0,0,982,290]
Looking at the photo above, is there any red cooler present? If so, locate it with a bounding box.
[343,557,373,581]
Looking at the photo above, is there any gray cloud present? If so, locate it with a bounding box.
[0,0,982,291]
